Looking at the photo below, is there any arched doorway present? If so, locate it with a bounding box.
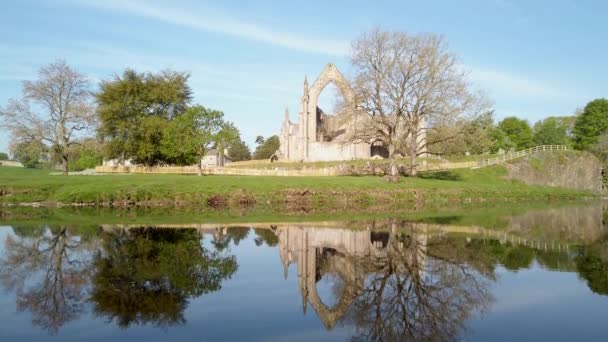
[370,141,389,159]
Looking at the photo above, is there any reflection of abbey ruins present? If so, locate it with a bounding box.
[276,224,429,329]
[278,64,426,162]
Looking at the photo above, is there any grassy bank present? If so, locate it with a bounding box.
[0,165,596,208]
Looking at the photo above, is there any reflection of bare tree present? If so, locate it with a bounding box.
[0,226,95,334]
[344,232,492,341]
[276,224,492,341]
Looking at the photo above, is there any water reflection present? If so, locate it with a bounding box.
[276,224,492,340]
[0,226,96,334]
[91,227,237,328]
[575,235,608,295]
[0,226,237,334]
[0,203,606,340]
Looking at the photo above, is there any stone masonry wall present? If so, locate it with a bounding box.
[509,151,604,192]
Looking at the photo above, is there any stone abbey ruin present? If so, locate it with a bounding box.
[277,63,426,162]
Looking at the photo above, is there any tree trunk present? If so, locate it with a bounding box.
[62,153,69,175]
[410,134,418,177]
[197,158,202,176]
[383,143,400,182]
[388,144,396,159]
[218,144,224,167]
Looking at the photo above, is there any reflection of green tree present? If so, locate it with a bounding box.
[210,227,251,251]
[91,228,237,328]
[535,250,575,272]
[576,237,608,295]
[433,238,499,278]
[448,233,608,296]
[254,228,278,247]
[462,239,534,272]
[226,227,250,246]
[502,247,534,271]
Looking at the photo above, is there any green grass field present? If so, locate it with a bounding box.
[0,165,594,206]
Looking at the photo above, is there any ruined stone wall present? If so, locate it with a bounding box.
[306,141,370,161]
[509,151,604,192]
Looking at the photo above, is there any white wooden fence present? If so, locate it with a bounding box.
[475,145,568,168]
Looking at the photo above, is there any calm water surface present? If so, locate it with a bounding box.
[1,204,607,341]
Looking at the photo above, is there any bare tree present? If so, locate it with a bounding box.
[350,28,489,176]
[0,60,95,174]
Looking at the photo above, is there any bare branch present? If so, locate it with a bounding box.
[0,60,96,174]
[348,29,491,175]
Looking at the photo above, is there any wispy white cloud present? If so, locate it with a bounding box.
[469,66,578,100]
[40,2,574,104]
[67,0,349,56]
[0,41,300,97]
[0,64,36,82]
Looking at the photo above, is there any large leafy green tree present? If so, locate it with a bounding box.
[215,121,240,166]
[463,111,496,154]
[426,121,467,156]
[228,139,252,161]
[533,116,573,146]
[91,228,237,328]
[591,132,608,187]
[489,127,513,153]
[428,111,497,156]
[253,135,280,160]
[573,98,608,150]
[161,106,220,167]
[9,139,45,168]
[96,69,192,166]
[497,117,533,150]
[60,137,104,171]
[160,106,236,174]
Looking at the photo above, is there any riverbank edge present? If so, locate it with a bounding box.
[1,199,603,231]
[0,186,601,209]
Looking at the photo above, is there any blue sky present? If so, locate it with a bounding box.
[1,0,607,152]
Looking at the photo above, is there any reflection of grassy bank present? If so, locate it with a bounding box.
[0,166,598,209]
[1,200,601,232]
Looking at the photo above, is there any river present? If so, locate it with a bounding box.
[0,202,607,341]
